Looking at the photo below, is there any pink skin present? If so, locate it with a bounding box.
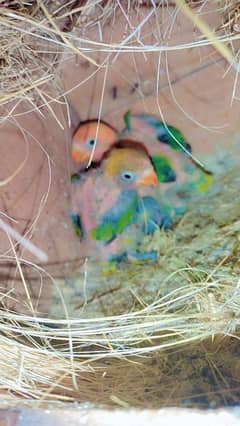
[71,148,157,261]
[71,171,130,261]
[71,178,111,260]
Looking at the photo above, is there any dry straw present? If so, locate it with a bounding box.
[1,1,240,111]
[0,0,240,407]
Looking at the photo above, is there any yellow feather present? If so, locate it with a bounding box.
[104,148,145,177]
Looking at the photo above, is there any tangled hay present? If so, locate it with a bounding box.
[0,0,111,115]
[0,0,240,410]
[1,0,240,115]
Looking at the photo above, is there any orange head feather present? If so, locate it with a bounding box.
[104,147,158,188]
[71,120,117,165]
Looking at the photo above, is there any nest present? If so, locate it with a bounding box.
[0,149,239,407]
[0,0,240,410]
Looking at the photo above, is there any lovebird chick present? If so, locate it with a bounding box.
[70,115,213,220]
[71,120,176,184]
[71,116,212,192]
[71,119,117,168]
[70,146,172,263]
[122,111,213,194]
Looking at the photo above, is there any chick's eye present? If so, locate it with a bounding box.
[86,138,96,148]
[121,171,135,182]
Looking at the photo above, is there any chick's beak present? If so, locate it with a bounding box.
[71,145,89,163]
[138,169,158,186]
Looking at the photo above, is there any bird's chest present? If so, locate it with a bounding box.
[82,176,118,230]
[94,176,118,210]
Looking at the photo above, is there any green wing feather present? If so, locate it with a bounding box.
[123,110,132,131]
[91,190,139,242]
[70,213,83,239]
[91,222,114,241]
[151,154,176,183]
[156,124,192,153]
[71,173,82,183]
